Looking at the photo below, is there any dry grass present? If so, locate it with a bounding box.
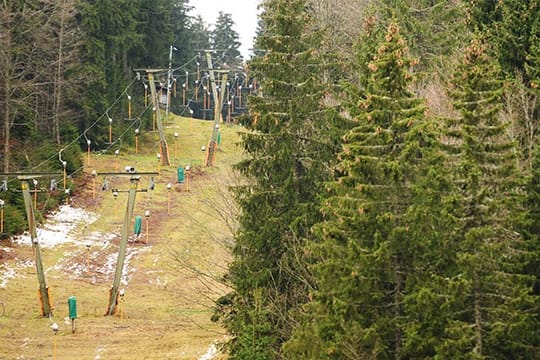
[0,115,243,359]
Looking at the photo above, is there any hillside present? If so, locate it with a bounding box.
[0,115,242,359]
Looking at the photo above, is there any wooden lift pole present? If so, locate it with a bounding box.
[205,52,228,166]
[19,175,52,317]
[106,175,141,316]
[147,72,171,167]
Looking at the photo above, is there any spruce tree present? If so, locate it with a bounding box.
[215,0,346,358]
[467,1,540,169]
[285,22,431,359]
[189,15,210,52]
[522,147,540,334]
[210,11,242,67]
[467,0,540,82]
[437,36,538,358]
[377,0,467,73]
[77,0,139,146]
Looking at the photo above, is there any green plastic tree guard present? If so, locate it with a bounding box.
[134,215,142,235]
[68,296,77,333]
[177,167,185,183]
[68,296,77,319]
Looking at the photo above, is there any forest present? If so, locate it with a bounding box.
[216,0,540,359]
[1,0,540,359]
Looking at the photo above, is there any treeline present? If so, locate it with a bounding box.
[0,0,242,234]
[216,0,540,359]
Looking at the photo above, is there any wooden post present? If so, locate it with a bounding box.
[147,73,171,166]
[0,204,4,233]
[19,177,52,317]
[106,177,140,316]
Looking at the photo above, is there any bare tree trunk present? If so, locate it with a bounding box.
[3,78,11,173]
[53,0,66,145]
[1,14,12,173]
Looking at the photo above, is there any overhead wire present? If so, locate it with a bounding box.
[2,53,244,190]
[25,75,140,176]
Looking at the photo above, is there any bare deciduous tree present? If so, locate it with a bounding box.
[0,0,81,172]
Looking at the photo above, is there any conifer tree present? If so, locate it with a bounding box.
[77,0,139,145]
[215,0,347,358]
[284,22,432,359]
[378,0,467,73]
[522,146,540,318]
[467,0,540,82]
[466,1,540,169]
[189,15,210,52]
[211,11,242,67]
[438,36,538,358]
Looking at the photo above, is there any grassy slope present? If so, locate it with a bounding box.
[0,115,242,359]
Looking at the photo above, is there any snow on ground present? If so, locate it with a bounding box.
[95,346,106,360]
[0,259,33,288]
[0,264,17,288]
[198,344,218,360]
[6,205,148,286]
[11,205,100,248]
[53,240,149,284]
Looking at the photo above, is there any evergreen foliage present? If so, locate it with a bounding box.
[210,11,243,67]
[284,22,433,359]
[376,0,467,73]
[438,36,539,358]
[189,15,211,52]
[1,0,540,356]
[75,0,195,147]
[521,145,540,345]
[467,0,540,81]
[214,0,347,358]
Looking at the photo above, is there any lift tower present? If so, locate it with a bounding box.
[136,69,171,167]
[102,171,157,316]
[205,51,228,166]
[18,174,57,317]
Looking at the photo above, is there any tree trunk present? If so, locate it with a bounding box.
[3,82,10,174]
[2,26,12,173]
[53,0,66,145]
[394,256,403,359]
[473,282,483,356]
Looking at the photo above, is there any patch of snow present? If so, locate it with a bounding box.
[94,247,150,285]
[198,344,218,360]
[11,205,99,248]
[21,338,31,347]
[0,260,32,288]
[53,243,148,284]
[86,231,117,248]
[0,266,16,288]
[95,346,106,360]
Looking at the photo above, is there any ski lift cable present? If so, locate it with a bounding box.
[63,104,153,181]
[26,76,140,175]
[9,54,203,184]
[33,102,151,192]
